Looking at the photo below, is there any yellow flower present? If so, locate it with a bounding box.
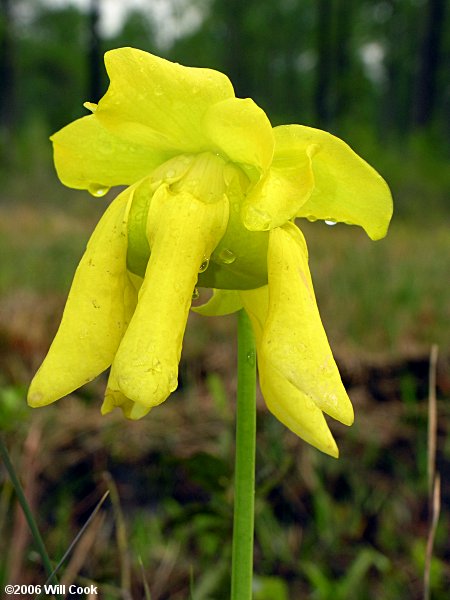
[28,47,392,456]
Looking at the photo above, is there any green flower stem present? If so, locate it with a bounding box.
[231,309,257,600]
[0,436,62,599]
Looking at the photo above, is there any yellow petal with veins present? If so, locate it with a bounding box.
[262,223,354,425]
[242,128,315,231]
[51,115,166,191]
[96,47,234,153]
[203,97,274,181]
[110,185,229,408]
[274,125,393,239]
[28,186,137,407]
[241,287,339,457]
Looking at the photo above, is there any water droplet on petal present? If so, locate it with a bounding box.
[325,220,337,226]
[306,215,318,222]
[192,287,200,300]
[198,258,209,273]
[88,183,110,197]
[218,248,236,265]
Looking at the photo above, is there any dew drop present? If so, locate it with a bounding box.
[88,183,110,197]
[325,220,337,226]
[306,215,318,222]
[246,350,256,367]
[218,248,236,265]
[198,257,210,273]
[192,287,200,300]
[165,169,176,178]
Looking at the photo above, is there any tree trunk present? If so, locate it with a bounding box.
[335,0,353,122]
[87,0,102,102]
[412,0,446,127]
[0,0,16,140]
[218,0,248,98]
[314,0,334,127]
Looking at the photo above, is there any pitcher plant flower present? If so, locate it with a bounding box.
[27,47,392,457]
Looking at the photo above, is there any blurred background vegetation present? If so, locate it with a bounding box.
[0,0,449,598]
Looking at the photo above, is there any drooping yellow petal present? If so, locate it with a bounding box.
[28,187,137,407]
[241,128,315,231]
[274,125,393,240]
[241,287,338,457]
[102,366,151,420]
[192,289,243,316]
[95,47,235,153]
[101,369,130,416]
[262,375,339,457]
[51,115,167,191]
[262,223,354,425]
[203,97,274,181]
[101,274,146,419]
[110,185,229,408]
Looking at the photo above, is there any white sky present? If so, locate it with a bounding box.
[40,0,204,44]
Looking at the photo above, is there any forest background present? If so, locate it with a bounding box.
[0,0,449,598]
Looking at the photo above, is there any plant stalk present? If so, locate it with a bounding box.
[230,309,257,600]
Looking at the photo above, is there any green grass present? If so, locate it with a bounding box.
[304,218,450,353]
[1,382,448,598]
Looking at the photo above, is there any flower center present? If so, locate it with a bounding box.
[127,152,228,275]
[171,152,228,204]
[127,152,270,290]
[148,151,230,202]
